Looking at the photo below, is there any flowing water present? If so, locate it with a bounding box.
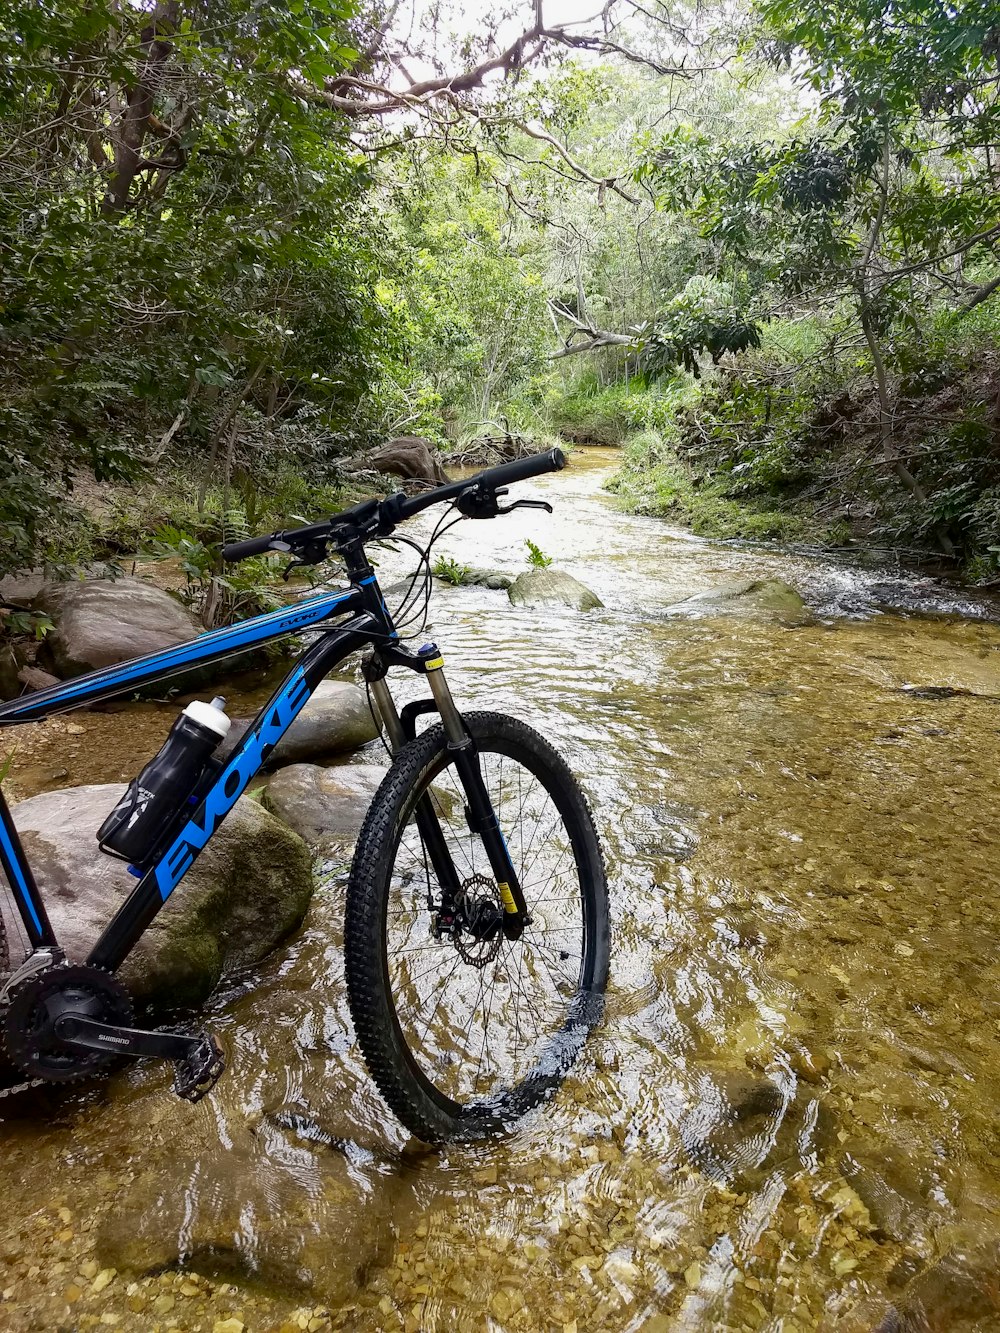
[4,447,1000,1331]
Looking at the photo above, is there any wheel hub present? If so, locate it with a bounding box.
[2,964,134,1083]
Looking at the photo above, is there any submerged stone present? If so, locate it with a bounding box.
[507,567,603,611]
[672,577,810,622]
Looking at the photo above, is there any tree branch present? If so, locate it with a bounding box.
[548,302,639,357]
[956,270,1000,317]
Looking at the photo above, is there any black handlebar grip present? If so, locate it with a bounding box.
[475,447,567,492]
[221,533,279,562]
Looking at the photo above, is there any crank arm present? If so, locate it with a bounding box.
[54,1013,205,1062]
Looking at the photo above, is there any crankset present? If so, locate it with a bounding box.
[2,962,226,1102]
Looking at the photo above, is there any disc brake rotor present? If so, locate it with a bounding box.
[453,873,505,969]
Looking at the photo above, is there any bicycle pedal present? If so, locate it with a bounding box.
[172,1030,226,1103]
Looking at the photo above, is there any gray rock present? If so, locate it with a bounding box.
[674,578,809,622]
[217,680,381,768]
[16,665,59,692]
[9,783,314,1009]
[343,435,449,485]
[275,679,381,764]
[0,570,48,608]
[461,567,514,590]
[508,567,603,611]
[263,762,387,847]
[37,577,200,678]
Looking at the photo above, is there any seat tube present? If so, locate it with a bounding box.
[0,786,57,949]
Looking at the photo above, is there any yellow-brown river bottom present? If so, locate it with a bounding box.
[3,449,1000,1332]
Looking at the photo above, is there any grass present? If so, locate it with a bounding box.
[607,430,808,541]
[545,371,693,445]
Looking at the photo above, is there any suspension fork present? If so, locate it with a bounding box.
[364,645,528,940]
[366,655,465,916]
[421,647,528,941]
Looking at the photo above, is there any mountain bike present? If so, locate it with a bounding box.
[0,449,610,1142]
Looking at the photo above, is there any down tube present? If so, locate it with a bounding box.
[87,618,380,974]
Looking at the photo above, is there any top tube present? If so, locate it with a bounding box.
[0,586,363,725]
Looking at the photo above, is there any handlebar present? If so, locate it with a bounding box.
[222,447,566,563]
[220,533,279,561]
[390,446,566,525]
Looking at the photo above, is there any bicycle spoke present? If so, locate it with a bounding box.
[376,733,597,1113]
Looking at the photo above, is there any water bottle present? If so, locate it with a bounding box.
[97,697,232,865]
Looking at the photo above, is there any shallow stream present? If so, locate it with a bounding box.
[3,448,1000,1331]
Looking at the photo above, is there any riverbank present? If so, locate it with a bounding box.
[555,313,1000,581]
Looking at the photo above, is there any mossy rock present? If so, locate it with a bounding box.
[9,784,314,1010]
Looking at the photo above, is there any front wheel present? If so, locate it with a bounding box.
[345,710,609,1143]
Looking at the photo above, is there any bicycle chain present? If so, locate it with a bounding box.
[0,910,34,1099]
[0,1073,46,1100]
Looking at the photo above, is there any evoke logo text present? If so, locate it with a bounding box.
[153,668,311,900]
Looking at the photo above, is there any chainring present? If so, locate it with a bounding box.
[2,964,134,1083]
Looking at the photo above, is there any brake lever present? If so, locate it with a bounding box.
[497,499,553,515]
[280,538,330,581]
[456,487,554,520]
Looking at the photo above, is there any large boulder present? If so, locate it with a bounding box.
[218,679,381,768]
[263,762,387,848]
[508,567,603,612]
[37,577,200,678]
[9,783,314,1009]
[344,435,449,486]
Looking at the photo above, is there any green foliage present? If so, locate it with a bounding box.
[0,609,54,643]
[638,278,763,377]
[373,161,550,439]
[145,523,283,628]
[0,0,389,580]
[432,556,471,586]
[609,430,806,541]
[524,540,553,568]
[548,374,693,444]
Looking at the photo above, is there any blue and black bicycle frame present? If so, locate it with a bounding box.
[0,452,566,993]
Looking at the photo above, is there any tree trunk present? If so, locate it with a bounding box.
[102,1,179,216]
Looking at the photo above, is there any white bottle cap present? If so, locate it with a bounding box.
[182,698,232,738]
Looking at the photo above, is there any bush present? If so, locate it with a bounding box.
[608,430,805,540]
[546,371,694,444]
